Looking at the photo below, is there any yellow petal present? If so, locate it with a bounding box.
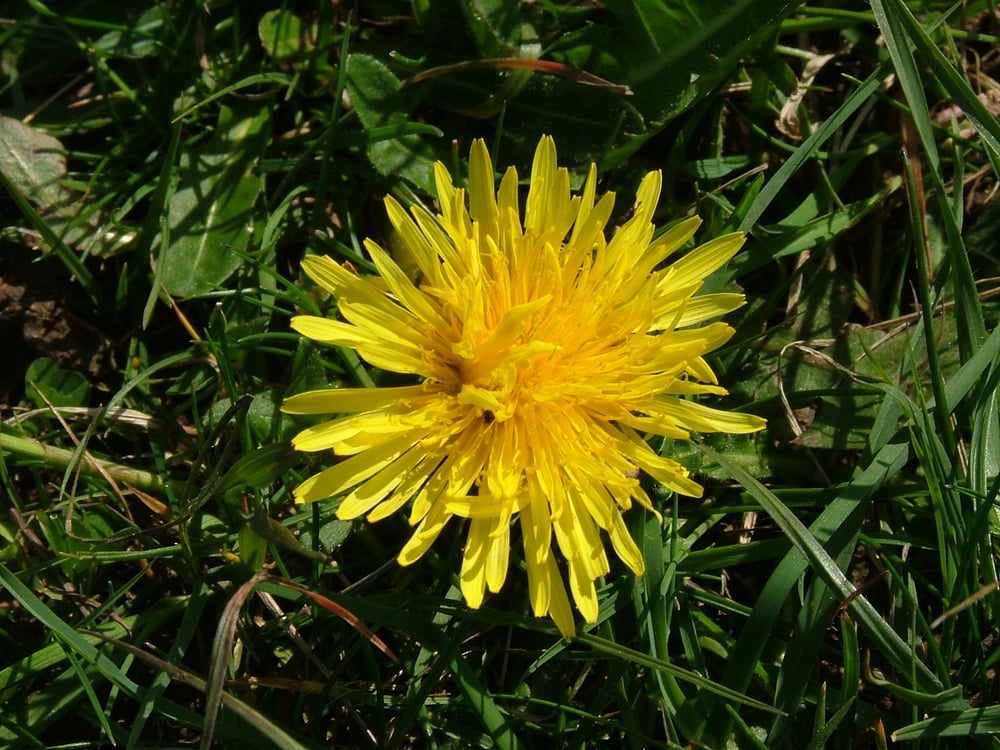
[525,135,558,237]
[289,316,363,346]
[282,385,427,415]
[468,139,499,236]
[442,495,511,519]
[654,397,768,434]
[546,557,576,637]
[337,446,426,518]
[290,316,430,374]
[397,501,451,566]
[365,240,451,330]
[460,517,490,609]
[486,519,510,593]
[609,511,644,576]
[366,457,437,523]
[295,432,425,505]
[291,410,420,453]
[669,293,747,328]
[300,254,354,297]
[384,197,442,284]
[615,429,705,498]
[521,502,551,614]
[605,172,660,270]
[659,232,746,293]
[646,215,701,263]
[523,475,552,567]
[567,557,598,624]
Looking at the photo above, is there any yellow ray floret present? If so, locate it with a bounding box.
[283,135,766,636]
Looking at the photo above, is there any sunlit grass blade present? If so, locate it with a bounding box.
[703,397,909,741]
[699,444,944,693]
[737,61,891,232]
[893,705,1000,741]
[870,0,986,359]
[0,564,208,736]
[878,0,1000,159]
[575,631,784,715]
[0,562,146,697]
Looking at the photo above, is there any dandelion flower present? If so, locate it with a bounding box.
[283,136,766,636]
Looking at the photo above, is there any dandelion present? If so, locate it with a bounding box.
[283,136,766,636]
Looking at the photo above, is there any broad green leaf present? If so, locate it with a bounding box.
[208,391,289,445]
[24,357,91,408]
[258,9,313,61]
[294,499,354,555]
[238,525,268,570]
[345,54,439,193]
[248,512,329,563]
[410,0,793,168]
[217,443,297,494]
[299,516,353,554]
[0,116,66,209]
[462,0,525,57]
[93,6,166,59]
[413,0,530,56]
[0,117,124,269]
[160,104,269,297]
[685,155,752,180]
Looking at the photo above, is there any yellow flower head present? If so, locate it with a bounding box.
[283,136,766,636]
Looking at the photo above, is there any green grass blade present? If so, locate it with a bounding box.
[0,168,103,309]
[738,62,891,232]
[767,547,859,744]
[893,705,1000,740]
[90,632,314,750]
[126,581,210,750]
[0,562,146,697]
[881,0,1000,159]
[450,651,522,750]
[62,646,117,743]
[576,632,782,715]
[201,573,264,750]
[870,0,986,357]
[869,0,940,173]
[803,696,857,750]
[701,444,944,693]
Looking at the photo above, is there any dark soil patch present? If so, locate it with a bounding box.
[0,250,112,410]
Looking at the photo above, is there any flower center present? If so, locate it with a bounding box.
[454,337,567,423]
[446,287,569,422]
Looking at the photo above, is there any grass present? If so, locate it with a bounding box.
[2,0,1000,747]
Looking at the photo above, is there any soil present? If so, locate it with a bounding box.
[0,249,112,411]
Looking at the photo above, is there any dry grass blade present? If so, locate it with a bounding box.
[403,58,633,95]
[82,629,312,750]
[198,572,397,749]
[201,572,266,750]
[262,574,400,664]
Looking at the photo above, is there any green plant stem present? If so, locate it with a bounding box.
[0,432,165,496]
